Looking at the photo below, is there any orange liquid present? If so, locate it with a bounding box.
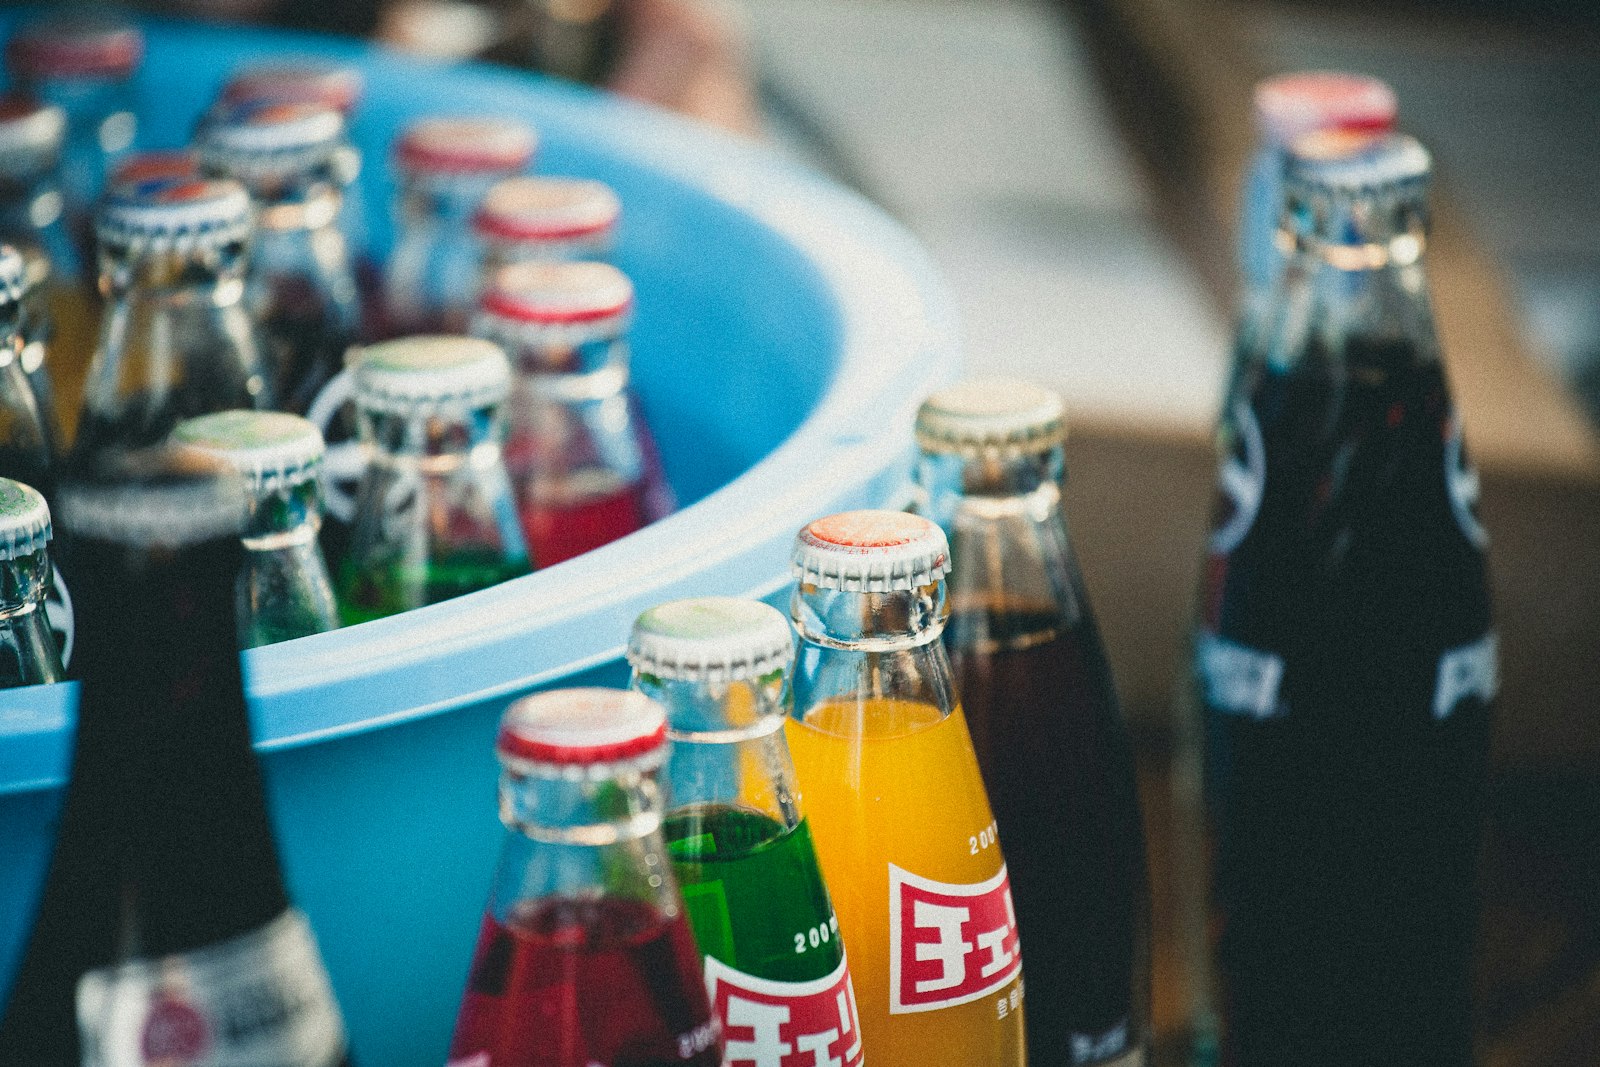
[44,280,100,443]
[787,700,1027,1067]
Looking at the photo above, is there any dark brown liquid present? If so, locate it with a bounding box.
[948,598,1150,1065]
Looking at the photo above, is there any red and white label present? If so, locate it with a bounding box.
[888,864,1022,1014]
[704,954,864,1067]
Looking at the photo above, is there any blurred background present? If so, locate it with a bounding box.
[21,0,1600,1061]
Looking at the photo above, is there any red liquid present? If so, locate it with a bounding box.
[448,897,721,1067]
[518,480,651,567]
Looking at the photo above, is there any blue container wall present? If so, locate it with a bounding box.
[0,18,958,1066]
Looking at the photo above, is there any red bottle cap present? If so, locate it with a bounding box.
[7,14,144,80]
[480,261,633,327]
[1253,72,1397,148]
[792,511,951,592]
[497,688,668,766]
[473,177,621,244]
[394,116,537,176]
[222,61,365,116]
[111,149,200,186]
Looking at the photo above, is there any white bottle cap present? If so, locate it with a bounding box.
[475,261,633,349]
[497,687,668,768]
[473,176,621,247]
[1286,131,1430,200]
[0,478,51,560]
[0,94,65,178]
[196,100,345,183]
[351,335,512,416]
[792,510,951,592]
[915,379,1066,456]
[96,176,253,253]
[1253,71,1397,148]
[394,116,537,176]
[172,411,326,494]
[628,597,795,683]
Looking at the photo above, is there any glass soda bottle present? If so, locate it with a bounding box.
[4,12,142,275]
[915,380,1151,1067]
[382,116,537,337]
[628,596,866,1067]
[473,260,672,566]
[336,335,530,623]
[71,175,271,465]
[1194,132,1495,1067]
[1233,73,1395,373]
[472,176,621,275]
[196,99,361,414]
[0,476,64,688]
[447,687,722,1067]
[0,451,349,1067]
[785,509,1027,1067]
[172,410,341,648]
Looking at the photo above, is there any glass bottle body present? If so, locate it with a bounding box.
[72,241,270,464]
[1194,194,1494,1067]
[383,175,499,338]
[501,334,672,566]
[0,544,64,689]
[448,757,720,1067]
[19,76,136,274]
[239,474,340,649]
[787,581,1026,1067]
[919,448,1151,1066]
[337,403,530,623]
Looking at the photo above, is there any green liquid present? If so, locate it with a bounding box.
[337,548,531,625]
[665,805,844,983]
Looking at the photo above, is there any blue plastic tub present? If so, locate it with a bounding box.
[0,16,957,1066]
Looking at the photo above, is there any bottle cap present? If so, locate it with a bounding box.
[7,14,143,80]
[472,177,621,246]
[110,149,200,186]
[196,100,345,183]
[0,478,51,560]
[96,176,253,253]
[497,687,668,766]
[1253,72,1397,148]
[915,379,1066,456]
[1286,131,1430,200]
[0,94,65,177]
[172,410,326,494]
[352,335,512,416]
[792,510,951,592]
[628,597,795,683]
[477,261,633,349]
[222,61,364,115]
[394,116,537,176]
[0,244,27,307]
[58,453,248,550]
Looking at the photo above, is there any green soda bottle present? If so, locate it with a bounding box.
[628,597,864,1067]
[334,335,531,623]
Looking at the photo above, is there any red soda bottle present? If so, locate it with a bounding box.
[447,687,722,1067]
[472,176,621,275]
[472,261,673,565]
[383,116,537,337]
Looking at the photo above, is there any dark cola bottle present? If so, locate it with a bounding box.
[0,449,350,1066]
[914,381,1151,1067]
[1194,132,1495,1067]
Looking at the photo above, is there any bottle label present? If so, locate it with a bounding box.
[48,564,74,666]
[1071,1020,1137,1065]
[1197,631,1286,720]
[1433,631,1498,720]
[887,863,1023,1015]
[76,909,347,1067]
[1208,397,1267,557]
[703,953,864,1067]
[1444,414,1489,552]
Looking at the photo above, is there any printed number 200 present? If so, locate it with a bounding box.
[970,821,999,855]
[794,914,841,953]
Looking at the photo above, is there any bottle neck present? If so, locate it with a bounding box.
[399,172,502,231]
[508,334,631,401]
[0,546,64,688]
[99,241,248,303]
[252,180,344,236]
[358,403,505,459]
[916,447,1085,646]
[242,476,322,547]
[790,583,959,724]
[639,671,803,830]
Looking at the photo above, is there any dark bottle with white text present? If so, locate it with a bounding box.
[1193,132,1495,1067]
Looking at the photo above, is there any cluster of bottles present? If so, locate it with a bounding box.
[0,10,673,654]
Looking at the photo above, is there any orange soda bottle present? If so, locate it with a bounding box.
[785,510,1027,1066]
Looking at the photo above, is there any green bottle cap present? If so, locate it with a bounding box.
[352,335,512,416]
[0,477,50,559]
[172,410,325,493]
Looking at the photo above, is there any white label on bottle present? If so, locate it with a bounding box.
[76,909,347,1067]
[1433,632,1498,720]
[1070,1020,1135,1065]
[888,864,1022,1015]
[1444,415,1489,552]
[1197,632,1286,720]
[48,564,73,667]
[1208,398,1267,557]
[704,953,864,1067]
